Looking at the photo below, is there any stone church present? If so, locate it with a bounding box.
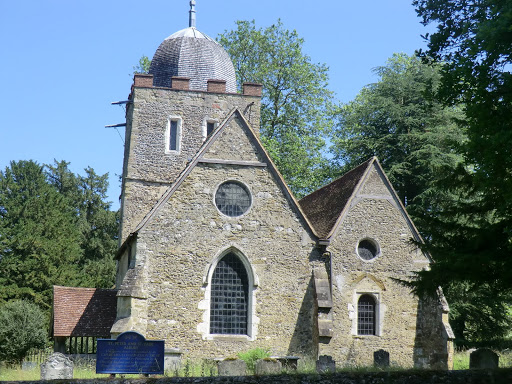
[53,2,454,369]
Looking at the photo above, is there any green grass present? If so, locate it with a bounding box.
[3,350,512,380]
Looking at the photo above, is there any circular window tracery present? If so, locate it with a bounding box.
[357,239,379,261]
[215,181,251,217]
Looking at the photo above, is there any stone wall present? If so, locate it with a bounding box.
[119,86,261,241]
[116,113,321,360]
[322,164,450,368]
[7,370,512,384]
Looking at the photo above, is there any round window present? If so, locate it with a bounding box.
[215,181,251,217]
[358,239,379,261]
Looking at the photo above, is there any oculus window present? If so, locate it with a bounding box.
[215,181,251,217]
[358,239,379,261]
[358,294,376,335]
[210,253,249,335]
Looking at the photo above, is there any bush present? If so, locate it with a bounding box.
[0,300,47,366]
[238,348,270,374]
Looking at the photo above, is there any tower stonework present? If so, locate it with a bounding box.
[119,76,261,241]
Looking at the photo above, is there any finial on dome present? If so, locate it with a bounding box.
[189,0,196,28]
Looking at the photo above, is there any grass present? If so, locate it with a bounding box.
[3,350,512,380]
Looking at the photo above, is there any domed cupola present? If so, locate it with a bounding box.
[149,0,237,93]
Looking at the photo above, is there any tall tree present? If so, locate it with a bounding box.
[413,0,512,293]
[218,20,334,197]
[0,161,82,308]
[45,161,118,288]
[331,53,466,230]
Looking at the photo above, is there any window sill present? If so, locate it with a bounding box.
[204,334,252,342]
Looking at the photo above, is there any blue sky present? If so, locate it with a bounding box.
[0,0,432,209]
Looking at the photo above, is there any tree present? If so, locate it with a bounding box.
[0,300,47,366]
[0,161,82,309]
[0,160,118,310]
[45,161,118,288]
[413,0,512,295]
[218,20,334,197]
[331,53,466,231]
[132,55,151,75]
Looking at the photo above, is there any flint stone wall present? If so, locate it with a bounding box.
[120,87,261,241]
[117,113,320,359]
[323,164,450,368]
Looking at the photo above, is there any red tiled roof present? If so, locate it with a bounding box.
[299,158,373,239]
[52,285,117,337]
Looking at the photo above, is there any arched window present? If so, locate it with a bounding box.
[210,253,249,335]
[358,294,376,335]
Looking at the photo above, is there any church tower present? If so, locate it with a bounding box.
[118,1,262,242]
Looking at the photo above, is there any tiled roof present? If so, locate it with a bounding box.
[52,286,117,337]
[149,27,237,92]
[299,158,373,239]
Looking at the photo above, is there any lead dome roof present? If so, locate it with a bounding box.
[149,26,237,93]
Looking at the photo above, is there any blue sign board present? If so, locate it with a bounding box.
[96,331,164,374]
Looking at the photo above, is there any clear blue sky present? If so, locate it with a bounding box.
[0,0,431,210]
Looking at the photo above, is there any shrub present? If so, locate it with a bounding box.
[0,300,47,366]
[238,348,270,374]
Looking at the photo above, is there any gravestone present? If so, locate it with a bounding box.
[40,352,73,380]
[96,331,164,374]
[255,358,282,375]
[374,349,390,368]
[316,355,335,373]
[217,359,246,376]
[164,348,182,373]
[272,356,299,371]
[470,348,499,369]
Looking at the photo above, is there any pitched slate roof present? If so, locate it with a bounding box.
[299,158,374,239]
[52,286,117,337]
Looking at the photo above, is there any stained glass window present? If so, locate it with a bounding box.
[215,182,251,217]
[210,253,249,335]
[358,239,378,260]
[358,294,376,335]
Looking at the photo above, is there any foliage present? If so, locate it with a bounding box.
[218,20,334,197]
[46,162,118,288]
[412,0,512,310]
[132,55,151,75]
[331,53,466,232]
[237,347,270,374]
[0,300,47,366]
[0,161,82,308]
[0,160,118,310]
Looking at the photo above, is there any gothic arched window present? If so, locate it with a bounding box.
[358,294,376,335]
[210,253,249,335]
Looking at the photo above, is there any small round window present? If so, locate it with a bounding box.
[358,239,379,261]
[215,181,251,217]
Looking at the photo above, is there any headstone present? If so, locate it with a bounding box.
[272,356,299,371]
[96,331,165,374]
[164,348,182,373]
[374,349,390,368]
[255,358,282,375]
[217,359,246,376]
[40,352,73,380]
[469,348,499,369]
[316,355,335,373]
